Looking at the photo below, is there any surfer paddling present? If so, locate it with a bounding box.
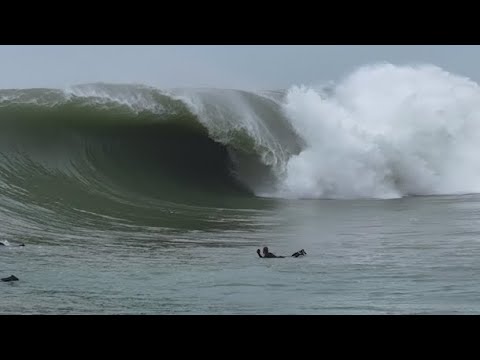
[256,247,306,258]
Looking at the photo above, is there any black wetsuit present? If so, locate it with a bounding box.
[291,249,307,258]
[257,249,306,258]
[257,249,282,258]
[264,252,284,258]
[1,275,18,282]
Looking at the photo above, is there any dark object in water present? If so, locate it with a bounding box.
[0,241,25,247]
[1,275,19,282]
[291,249,307,258]
[257,247,307,258]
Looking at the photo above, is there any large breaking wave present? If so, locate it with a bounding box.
[1,63,480,211]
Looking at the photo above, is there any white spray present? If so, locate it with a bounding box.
[277,63,480,199]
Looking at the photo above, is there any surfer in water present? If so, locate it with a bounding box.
[1,275,19,282]
[0,240,25,247]
[256,247,306,258]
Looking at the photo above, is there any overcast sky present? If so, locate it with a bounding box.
[0,45,479,90]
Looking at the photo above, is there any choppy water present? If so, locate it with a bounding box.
[2,195,480,314]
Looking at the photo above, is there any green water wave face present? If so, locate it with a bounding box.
[0,84,303,230]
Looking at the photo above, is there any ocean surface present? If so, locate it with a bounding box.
[2,64,480,314]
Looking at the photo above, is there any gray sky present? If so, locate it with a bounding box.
[1,45,479,90]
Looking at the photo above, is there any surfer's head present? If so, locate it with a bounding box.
[263,247,269,255]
